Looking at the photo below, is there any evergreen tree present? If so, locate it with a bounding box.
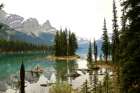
[112,0,119,64]
[54,31,59,56]
[20,62,25,93]
[108,42,112,61]
[87,41,93,63]
[112,1,121,93]
[81,80,89,93]
[63,29,68,56]
[121,2,126,33]
[69,32,78,55]
[102,19,110,63]
[54,29,78,56]
[120,0,140,92]
[93,39,98,63]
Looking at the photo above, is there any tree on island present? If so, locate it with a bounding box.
[54,28,78,56]
[69,32,78,56]
[102,19,110,63]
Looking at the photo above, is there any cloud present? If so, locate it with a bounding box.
[1,0,121,39]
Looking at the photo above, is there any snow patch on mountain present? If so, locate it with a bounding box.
[0,10,57,45]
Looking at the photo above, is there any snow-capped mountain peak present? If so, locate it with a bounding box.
[0,10,56,45]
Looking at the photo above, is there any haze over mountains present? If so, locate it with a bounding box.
[0,9,112,55]
[0,10,56,45]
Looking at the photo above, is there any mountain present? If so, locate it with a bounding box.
[0,10,56,45]
[77,37,110,57]
[77,32,113,57]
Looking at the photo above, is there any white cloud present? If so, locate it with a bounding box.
[1,0,121,39]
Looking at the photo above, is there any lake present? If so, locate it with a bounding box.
[0,48,109,92]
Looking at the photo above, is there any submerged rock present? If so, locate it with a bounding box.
[0,81,7,91]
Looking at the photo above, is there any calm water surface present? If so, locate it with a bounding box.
[0,50,91,87]
[0,49,108,91]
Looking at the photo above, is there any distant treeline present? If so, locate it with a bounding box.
[0,39,48,52]
[54,29,78,56]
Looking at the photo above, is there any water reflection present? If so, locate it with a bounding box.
[0,53,113,92]
[0,53,82,91]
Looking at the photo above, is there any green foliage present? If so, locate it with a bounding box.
[103,70,109,93]
[54,29,78,56]
[20,62,25,93]
[0,39,48,52]
[80,80,90,93]
[87,41,93,63]
[120,0,140,92]
[49,82,73,93]
[102,19,110,63]
[93,39,98,63]
[0,23,48,52]
[112,0,119,64]
[102,69,114,93]
[69,32,78,55]
[122,61,140,93]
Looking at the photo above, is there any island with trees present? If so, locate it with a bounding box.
[47,28,79,60]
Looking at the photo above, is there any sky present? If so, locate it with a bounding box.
[1,0,122,40]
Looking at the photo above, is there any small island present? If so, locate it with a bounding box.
[48,29,79,60]
[47,55,80,61]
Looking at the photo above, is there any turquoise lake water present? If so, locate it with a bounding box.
[0,48,91,90]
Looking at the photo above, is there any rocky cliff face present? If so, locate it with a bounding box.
[0,10,57,45]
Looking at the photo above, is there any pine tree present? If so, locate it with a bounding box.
[54,29,78,56]
[69,32,78,55]
[93,39,98,63]
[102,19,110,63]
[54,31,59,56]
[112,1,121,93]
[81,80,89,93]
[87,41,93,63]
[112,0,119,64]
[20,62,25,93]
[120,0,140,92]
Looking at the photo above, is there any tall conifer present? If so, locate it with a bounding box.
[93,39,98,63]
[87,41,93,63]
[120,0,140,92]
[102,19,110,63]
[112,0,119,64]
